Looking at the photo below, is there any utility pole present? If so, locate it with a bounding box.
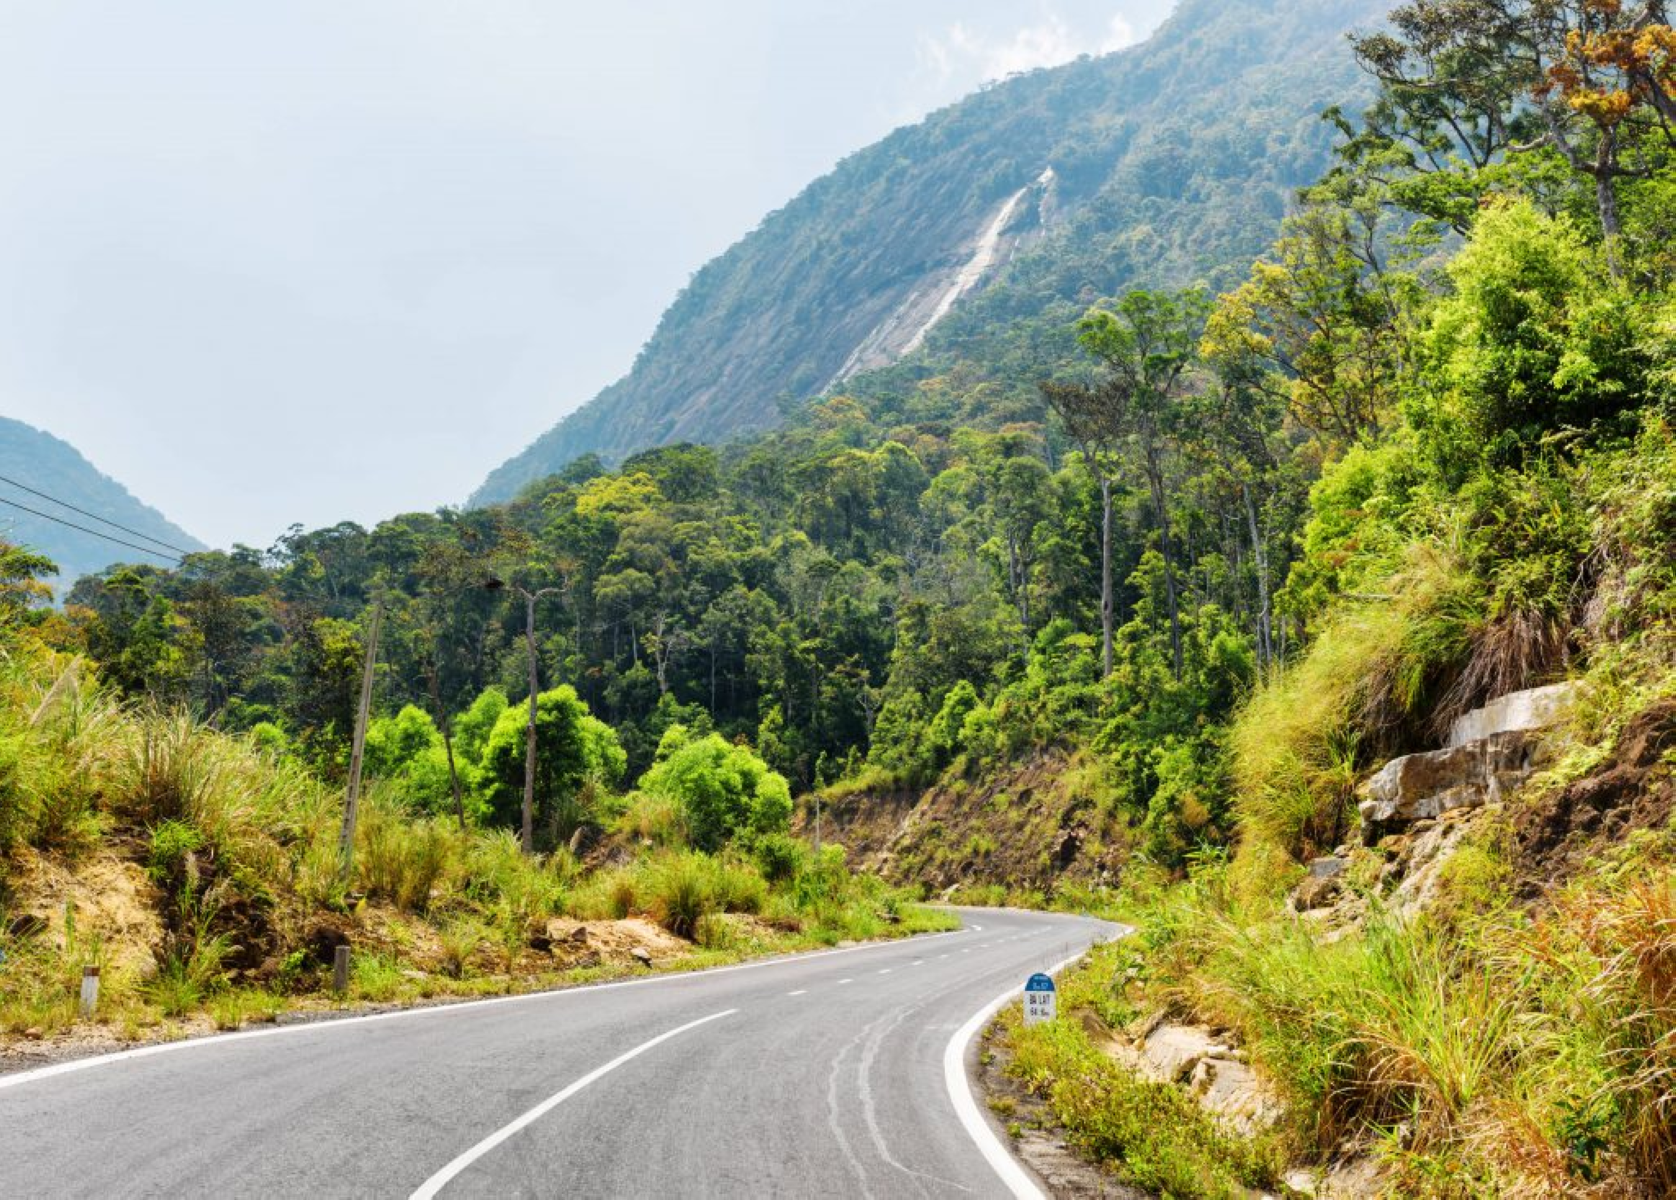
[338,598,383,879]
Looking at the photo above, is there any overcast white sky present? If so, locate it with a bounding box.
[0,1,1175,549]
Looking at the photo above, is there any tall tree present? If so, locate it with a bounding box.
[1051,289,1209,680]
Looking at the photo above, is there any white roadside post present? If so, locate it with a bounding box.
[1023,972,1056,1026]
[79,966,100,1018]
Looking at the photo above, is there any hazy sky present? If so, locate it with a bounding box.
[0,1,1175,550]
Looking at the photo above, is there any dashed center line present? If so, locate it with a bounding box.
[878,968,892,975]
[838,978,854,985]
[787,989,808,996]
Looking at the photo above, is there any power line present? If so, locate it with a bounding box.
[0,495,183,566]
[0,471,197,557]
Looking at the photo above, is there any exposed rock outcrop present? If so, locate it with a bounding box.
[1357,683,1574,844]
[1447,681,1575,748]
[1101,1019,1283,1138]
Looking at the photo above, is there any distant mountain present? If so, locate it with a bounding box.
[473,0,1386,505]
[0,417,204,591]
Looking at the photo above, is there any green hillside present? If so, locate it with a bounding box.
[472,0,1385,504]
[0,417,203,593]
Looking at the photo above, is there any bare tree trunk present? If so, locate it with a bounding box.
[1099,475,1114,679]
[424,659,467,830]
[1008,535,1029,661]
[1242,482,1272,671]
[1143,441,1183,680]
[1596,147,1624,280]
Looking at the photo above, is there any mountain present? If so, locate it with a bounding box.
[0,417,204,591]
[473,0,1386,506]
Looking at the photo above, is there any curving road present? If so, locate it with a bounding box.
[0,908,1117,1198]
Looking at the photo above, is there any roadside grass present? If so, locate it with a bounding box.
[1080,824,1676,1195]
[0,639,956,1049]
[995,939,1288,1198]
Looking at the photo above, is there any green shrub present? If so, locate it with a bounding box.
[1417,200,1649,479]
[751,831,807,884]
[145,819,205,886]
[1005,1009,1283,1196]
[636,727,791,852]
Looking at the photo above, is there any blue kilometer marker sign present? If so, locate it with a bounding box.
[1023,973,1056,1026]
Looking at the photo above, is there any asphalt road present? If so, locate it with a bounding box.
[0,908,1118,1198]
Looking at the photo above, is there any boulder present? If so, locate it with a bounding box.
[1186,1054,1283,1136]
[1358,729,1546,843]
[630,946,653,967]
[1447,681,1575,749]
[1292,872,1342,911]
[1138,1023,1221,1083]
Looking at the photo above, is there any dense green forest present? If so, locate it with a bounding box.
[7,0,1676,1191]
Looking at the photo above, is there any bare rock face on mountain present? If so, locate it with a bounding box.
[472,0,1387,506]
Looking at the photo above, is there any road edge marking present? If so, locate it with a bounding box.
[941,924,1132,1200]
[410,1008,735,1198]
[0,928,971,1093]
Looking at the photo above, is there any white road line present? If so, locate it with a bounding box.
[410,1009,735,1199]
[942,937,1116,1200]
[0,930,964,1093]
[878,968,892,975]
[838,978,854,985]
[788,990,808,996]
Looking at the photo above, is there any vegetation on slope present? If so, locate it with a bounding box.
[0,587,949,1041]
[991,1,1676,1193]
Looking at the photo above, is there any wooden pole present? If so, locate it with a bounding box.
[522,590,539,855]
[338,600,383,879]
[332,945,351,994]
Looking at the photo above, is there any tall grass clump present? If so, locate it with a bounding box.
[356,790,464,911]
[0,651,112,859]
[1234,547,1475,861]
[461,829,572,945]
[638,851,719,937]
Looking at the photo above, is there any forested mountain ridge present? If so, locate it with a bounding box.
[472,0,1386,505]
[0,417,203,592]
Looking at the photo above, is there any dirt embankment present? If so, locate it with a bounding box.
[805,751,1129,893]
[1513,698,1676,895]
